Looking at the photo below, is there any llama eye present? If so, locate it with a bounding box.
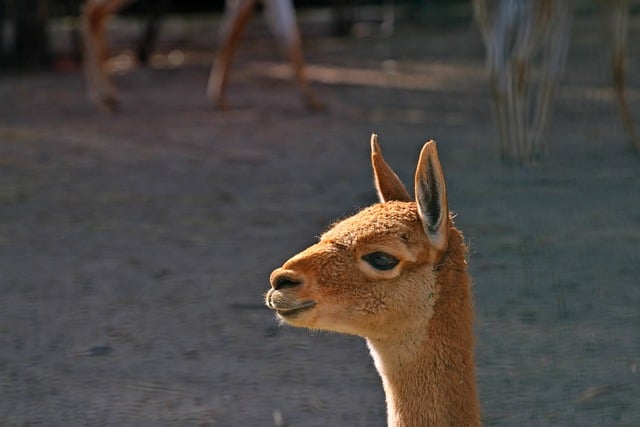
[362,252,399,271]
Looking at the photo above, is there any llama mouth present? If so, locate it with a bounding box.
[275,301,316,317]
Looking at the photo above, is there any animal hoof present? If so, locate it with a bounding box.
[215,97,232,111]
[305,95,326,111]
[98,95,120,113]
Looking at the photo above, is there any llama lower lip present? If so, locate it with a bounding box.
[277,301,316,317]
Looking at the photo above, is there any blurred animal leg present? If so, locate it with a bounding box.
[602,0,639,151]
[207,0,256,109]
[82,0,132,110]
[530,1,571,161]
[474,0,510,160]
[263,0,324,109]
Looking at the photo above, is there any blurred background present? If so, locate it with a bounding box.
[0,0,639,426]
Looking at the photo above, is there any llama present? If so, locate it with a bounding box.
[81,0,322,110]
[265,134,480,426]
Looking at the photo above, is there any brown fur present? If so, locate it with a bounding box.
[266,135,480,426]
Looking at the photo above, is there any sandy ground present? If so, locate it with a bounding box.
[1,8,639,426]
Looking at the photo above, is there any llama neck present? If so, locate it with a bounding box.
[367,238,480,426]
[367,314,479,427]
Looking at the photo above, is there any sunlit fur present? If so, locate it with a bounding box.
[266,136,480,426]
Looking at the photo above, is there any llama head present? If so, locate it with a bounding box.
[266,134,450,339]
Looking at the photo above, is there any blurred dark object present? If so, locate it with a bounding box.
[1,0,51,68]
[134,0,169,65]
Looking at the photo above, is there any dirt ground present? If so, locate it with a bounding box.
[1,7,639,427]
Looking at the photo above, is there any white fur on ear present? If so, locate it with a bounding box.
[415,141,449,252]
[370,134,412,203]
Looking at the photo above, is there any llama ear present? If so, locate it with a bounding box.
[370,134,412,203]
[415,140,449,252]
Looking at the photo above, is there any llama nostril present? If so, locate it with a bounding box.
[273,274,302,290]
